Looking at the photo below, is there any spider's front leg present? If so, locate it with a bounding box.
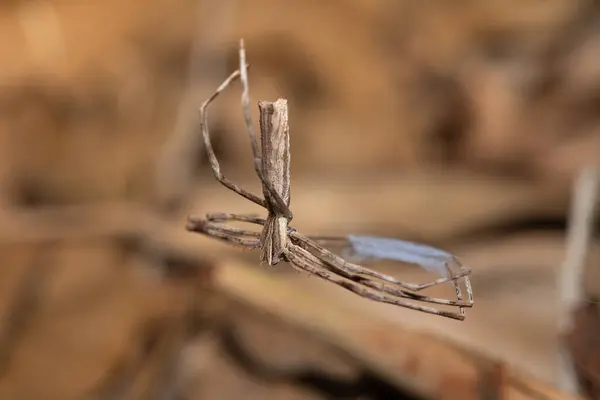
[199,58,268,210]
[186,217,261,249]
[204,212,266,226]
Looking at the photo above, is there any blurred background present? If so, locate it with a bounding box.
[0,0,599,399]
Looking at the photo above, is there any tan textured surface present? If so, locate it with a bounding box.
[1,0,600,398]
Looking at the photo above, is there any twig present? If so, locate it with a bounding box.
[557,166,599,394]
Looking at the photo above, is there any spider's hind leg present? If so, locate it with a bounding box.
[284,243,466,321]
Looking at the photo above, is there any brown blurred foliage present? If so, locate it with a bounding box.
[565,299,600,400]
[0,0,599,398]
[0,0,598,207]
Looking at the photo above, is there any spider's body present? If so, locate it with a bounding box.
[257,99,291,266]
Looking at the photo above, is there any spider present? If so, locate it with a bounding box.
[186,39,473,320]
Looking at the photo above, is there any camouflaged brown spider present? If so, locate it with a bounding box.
[186,39,473,320]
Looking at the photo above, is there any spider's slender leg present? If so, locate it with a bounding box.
[186,218,261,248]
[309,236,471,313]
[205,212,266,226]
[238,40,293,220]
[199,67,267,209]
[200,40,289,216]
[292,232,473,307]
[283,244,465,321]
[289,234,471,309]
